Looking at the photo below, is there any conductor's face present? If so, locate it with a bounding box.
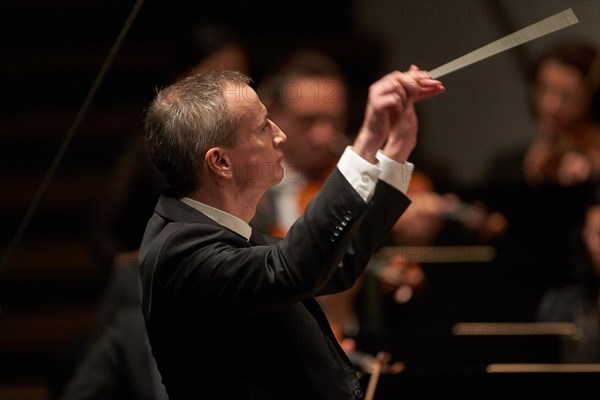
[225,83,287,191]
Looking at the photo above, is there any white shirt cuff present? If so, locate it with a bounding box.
[337,146,380,203]
[376,151,414,194]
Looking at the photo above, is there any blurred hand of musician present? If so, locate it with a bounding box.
[391,171,507,245]
[377,255,426,304]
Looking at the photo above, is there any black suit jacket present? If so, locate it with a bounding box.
[139,169,410,399]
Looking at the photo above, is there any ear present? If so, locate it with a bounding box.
[205,147,234,179]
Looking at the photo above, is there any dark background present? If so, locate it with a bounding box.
[0,1,598,398]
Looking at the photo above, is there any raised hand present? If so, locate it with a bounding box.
[353,67,444,163]
[383,65,444,162]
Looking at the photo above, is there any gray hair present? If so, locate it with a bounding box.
[145,71,251,196]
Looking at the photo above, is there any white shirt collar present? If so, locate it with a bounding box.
[179,197,252,241]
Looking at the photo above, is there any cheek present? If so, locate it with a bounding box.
[311,128,338,148]
[235,163,260,183]
[536,93,558,115]
[258,161,284,186]
[232,149,262,179]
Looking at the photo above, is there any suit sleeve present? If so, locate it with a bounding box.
[149,169,402,317]
[314,179,410,296]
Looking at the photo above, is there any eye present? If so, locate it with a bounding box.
[262,119,272,132]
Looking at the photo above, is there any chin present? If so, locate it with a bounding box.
[272,169,284,185]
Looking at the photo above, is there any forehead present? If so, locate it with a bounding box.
[224,82,266,121]
[538,60,584,90]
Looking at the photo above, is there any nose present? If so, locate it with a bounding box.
[537,89,563,117]
[542,95,560,114]
[272,121,287,146]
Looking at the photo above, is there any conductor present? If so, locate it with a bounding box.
[139,68,444,399]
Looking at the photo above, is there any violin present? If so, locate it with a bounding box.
[524,122,600,187]
[392,170,507,245]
